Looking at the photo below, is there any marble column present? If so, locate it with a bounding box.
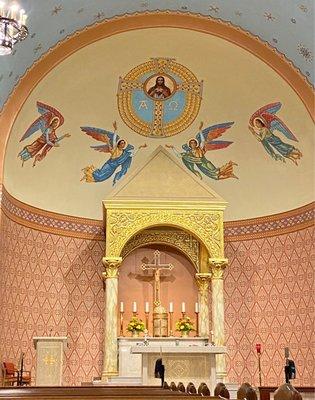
[101,256,122,381]
[195,273,211,337]
[209,258,228,380]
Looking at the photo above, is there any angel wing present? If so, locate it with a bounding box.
[249,102,298,142]
[81,126,119,152]
[196,122,234,151]
[20,101,65,142]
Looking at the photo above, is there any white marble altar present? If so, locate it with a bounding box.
[115,336,225,393]
[118,337,209,378]
[33,336,67,386]
[132,344,226,393]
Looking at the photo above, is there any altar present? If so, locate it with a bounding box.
[115,336,226,393]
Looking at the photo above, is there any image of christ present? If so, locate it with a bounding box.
[147,76,172,99]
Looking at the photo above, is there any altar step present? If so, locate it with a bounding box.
[93,376,143,386]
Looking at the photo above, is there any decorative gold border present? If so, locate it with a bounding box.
[117,58,202,137]
[1,186,313,241]
[0,11,314,180]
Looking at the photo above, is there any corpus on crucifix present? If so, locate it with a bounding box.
[141,250,174,337]
[141,250,173,307]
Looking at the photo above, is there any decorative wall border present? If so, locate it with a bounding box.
[0,11,314,180]
[1,186,104,240]
[1,186,313,241]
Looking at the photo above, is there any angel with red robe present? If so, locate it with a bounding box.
[18,102,70,167]
[81,122,147,185]
[248,102,302,165]
[166,121,238,180]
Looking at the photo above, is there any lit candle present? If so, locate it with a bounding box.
[10,4,18,20]
[181,302,185,313]
[19,9,25,25]
[132,301,137,313]
[120,302,124,313]
[145,302,149,313]
[195,302,199,313]
[210,330,214,343]
[169,302,173,313]
[22,13,27,26]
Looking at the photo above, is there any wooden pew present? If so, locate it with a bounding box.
[0,385,218,399]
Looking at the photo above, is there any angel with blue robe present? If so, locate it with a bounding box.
[166,121,238,180]
[81,122,147,185]
[248,102,302,165]
[18,102,70,167]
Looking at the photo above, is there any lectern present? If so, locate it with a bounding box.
[33,336,67,386]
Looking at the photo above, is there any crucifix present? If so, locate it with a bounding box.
[141,250,173,308]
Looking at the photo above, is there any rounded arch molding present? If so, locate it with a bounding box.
[120,227,201,271]
[0,11,314,180]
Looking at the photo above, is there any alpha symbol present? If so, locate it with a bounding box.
[139,100,148,110]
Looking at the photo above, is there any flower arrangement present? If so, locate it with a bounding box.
[127,316,145,334]
[175,316,194,333]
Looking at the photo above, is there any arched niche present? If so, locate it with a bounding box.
[120,226,201,271]
[118,243,199,333]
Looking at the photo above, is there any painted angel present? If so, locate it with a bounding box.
[81,122,147,185]
[166,121,238,180]
[248,102,302,165]
[18,101,70,167]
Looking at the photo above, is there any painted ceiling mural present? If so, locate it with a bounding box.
[0,0,313,112]
[3,26,314,221]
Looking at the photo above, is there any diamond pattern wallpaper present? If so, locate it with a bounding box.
[0,206,314,386]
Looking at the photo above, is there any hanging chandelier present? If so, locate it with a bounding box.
[0,2,28,55]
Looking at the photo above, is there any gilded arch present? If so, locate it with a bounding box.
[120,228,200,271]
[104,203,225,260]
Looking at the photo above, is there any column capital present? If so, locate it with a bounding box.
[195,273,212,294]
[208,258,228,279]
[102,257,122,279]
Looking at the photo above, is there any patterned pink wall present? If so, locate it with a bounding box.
[0,194,314,386]
[0,213,105,385]
[224,228,314,386]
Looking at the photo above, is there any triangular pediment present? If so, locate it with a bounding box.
[105,146,226,206]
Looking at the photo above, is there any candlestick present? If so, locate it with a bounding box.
[132,301,137,313]
[145,311,149,333]
[169,302,173,313]
[119,311,124,337]
[256,344,262,386]
[181,302,186,313]
[169,311,174,337]
[195,310,199,337]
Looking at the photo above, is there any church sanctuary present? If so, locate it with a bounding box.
[0,1,314,400]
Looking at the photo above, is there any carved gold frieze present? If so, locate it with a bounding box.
[121,229,200,270]
[105,208,223,259]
